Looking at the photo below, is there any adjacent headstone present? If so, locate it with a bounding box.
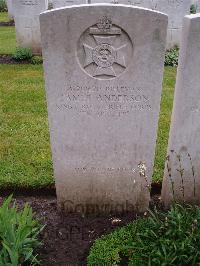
[13,0,48,54]
[90,0,153,8]
[90,0,191,49]
[155,0,191,49]
[6,0,14,20]
[191,0,200,13]
[52,0,87,8]
[162,14,200,207]
[40,5,167,214]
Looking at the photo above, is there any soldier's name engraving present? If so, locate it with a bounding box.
[55,84,152,117]
[58,93,149,102]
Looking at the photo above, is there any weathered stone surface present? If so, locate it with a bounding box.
[90,0,191,49]
[6,0,14,20]
[52,0,87,8]
[162,14,200,207]
[13,0,48,54]
[40,5,167,214]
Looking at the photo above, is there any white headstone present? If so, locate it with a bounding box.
[90,0,191,49]
[6,0,14,20]
[162,14,200,206]
[89,0,153,8]
[52,0,87,8]
[13,0,48,54]
[155,0,191,49]
[40,5,167,214]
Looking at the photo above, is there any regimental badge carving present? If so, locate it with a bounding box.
[77,16,133,80]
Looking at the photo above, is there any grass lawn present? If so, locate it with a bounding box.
[0,64,53,189]
[0,26,16,54]
[0,12,9,22]
[0,65,176,189]
[153,66,176,182]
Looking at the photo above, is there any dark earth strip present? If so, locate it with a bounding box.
[0,182,161,197]
[0,54,31,64]
[0,189,162,266]
[0,20,14,26]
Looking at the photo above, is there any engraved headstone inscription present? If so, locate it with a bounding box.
[162,14,200,207]
[40,5,167,213]
[52,0,87,8]
[90,0,191,49]
[13,0,48,54]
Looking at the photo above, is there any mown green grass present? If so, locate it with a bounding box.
[153,67,176,182]
[0,12,9,22]
[0,64,53,189]
[0,26,16,54]
[0,65,175,189]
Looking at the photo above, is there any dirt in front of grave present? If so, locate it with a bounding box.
[0,55,31,64]
[0,20,14,26]
[0,193,161,266]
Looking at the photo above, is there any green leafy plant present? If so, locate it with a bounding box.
[87,204,200,266]
[165,47,179,67]
[0,0,7,12]
[190,4,197,14]
[31,55,43,65]
[12,48,33,61]
[0,195,43,266]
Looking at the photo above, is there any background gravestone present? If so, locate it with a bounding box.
[6,0,14,20]
[52,0,88,8]
[13,0,48,54]
[40,5,167,213]
[48,0,53,7]
[155,0,191,49]
[191,0,200,13]
[162,14,200,207]
[90,0,153,8]
[90,0,191,49]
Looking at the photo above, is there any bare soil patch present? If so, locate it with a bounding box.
[0,183,161,266]
[0,20,14,26]
[0,55,30,64]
